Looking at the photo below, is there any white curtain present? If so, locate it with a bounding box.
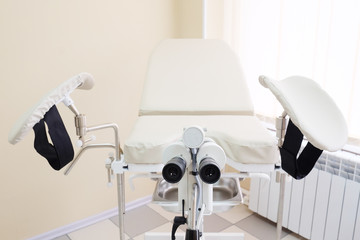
[223,0,360,140]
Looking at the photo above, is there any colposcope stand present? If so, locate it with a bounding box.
[146,127,245,240]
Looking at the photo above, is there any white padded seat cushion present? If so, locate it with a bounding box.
[260,75,348,151]
[139,39,254,116]
[124,115,279,165]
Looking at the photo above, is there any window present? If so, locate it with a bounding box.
[222,0,360,146]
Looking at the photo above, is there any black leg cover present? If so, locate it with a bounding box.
[33,105,74,170]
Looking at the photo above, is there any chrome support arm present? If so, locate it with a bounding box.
[276,111,287,147]
[65,120,122,175]
[65,98,125,240]
[87,123,121,161]
[64,143,115,175]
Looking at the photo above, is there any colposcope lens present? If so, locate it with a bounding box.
[162,157,186,183]
[199,158,221,184]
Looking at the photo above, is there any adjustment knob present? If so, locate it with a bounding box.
[182,126,205,149]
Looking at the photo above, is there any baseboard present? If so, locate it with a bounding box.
[27,195,152,240]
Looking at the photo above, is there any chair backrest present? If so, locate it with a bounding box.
[139,39,254,116]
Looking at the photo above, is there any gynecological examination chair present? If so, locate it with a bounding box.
[8,39,348,240]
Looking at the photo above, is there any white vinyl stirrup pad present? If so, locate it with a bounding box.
[8,72,94,145]
[260,75,348,179]
[259,75,347,151]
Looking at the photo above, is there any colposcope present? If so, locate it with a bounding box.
[162,126,226,239]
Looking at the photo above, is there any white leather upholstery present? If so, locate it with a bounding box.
[139,39,254,116]
[259,75,348,151]
[124,115,279,165]
[125,39,280,166]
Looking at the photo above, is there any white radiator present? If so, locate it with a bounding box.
[249,151,360,240]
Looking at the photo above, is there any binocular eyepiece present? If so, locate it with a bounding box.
[162,157,187,183]
[199,157,221,184]
[162,156,221,184]
[162,127,224,184]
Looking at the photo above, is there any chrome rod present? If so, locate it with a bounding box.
[86,123,121,160]
[68,104,80,116]
[117,173,125,240]
[277,111,287,147]
[64,144,115,175]
[276,172,286,240]
[189,183,198,230]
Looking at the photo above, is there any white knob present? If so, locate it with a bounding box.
[76,139,83,148]
[183,126,205,149]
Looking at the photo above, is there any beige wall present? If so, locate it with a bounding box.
[176,0,203,38]
[0,1,205,239]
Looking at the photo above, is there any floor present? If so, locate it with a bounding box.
[52,203,306,240]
